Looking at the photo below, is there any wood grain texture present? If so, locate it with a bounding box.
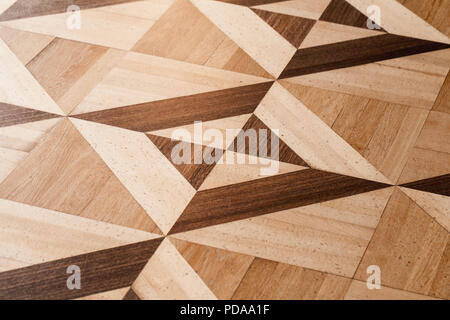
[344,280,439,300]
[251,9,316,48]
[0,26,54,65]
[252,0,332,20]
[0,0,143,21]
[397,0,450,38]
[132,239,216,300]
[0,239,162,300]
[0,119,162,234]
[0,102,59,127]
[74,82,273,132]
[174,188,393,277]
[232,258,351,299]
[133,0,271,78]
[355,188,449,299]
[347,0,450,44]
[229,114,308,166]
[26,38,109,114]
[433,71,450,113]
[170,169,389,234]
[123,288,141,300]
[285,49,450,109]
[147,134,219,190]
[320,0,377,29]
[170,238,254,299]
[280,34,450,78]
[401,174,450,197]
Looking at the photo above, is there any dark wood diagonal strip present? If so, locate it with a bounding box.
[228,114,308,166]
[401,174,450,196]
[147,134,221,190]
[279,34,450,78]
[169,169,390,234]
[252,9,316,48]
[216,0,284,7]
[0,238,162,300]
[0,0,142,21]
[319,0,384,30]
[0,102,60,128]
[73,82,273,132]
[123,288,140,300]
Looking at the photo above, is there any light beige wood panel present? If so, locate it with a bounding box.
[169,238,254,299]
[77,287,129,300]
[191,0,296,77]
[254,82,390,183]
[347,0,450,43]
[397,0,450,38]
[97,0,173,20]
[0,119,162,234]
[0,6,157,50]
[400,187,450,232]
[344,280,438,300]
[232,258,351,300]
[414,111,450,154]
[132,239,217,300]
[299,21,383,49]
[0,38,63,115]
[355,188,449,299]
[199,151,308,190]
[399,147,450,184]
[174,188,393,277]
[253,0,331,20]
[286,49,450,109]
[0,118,60,183]
[0,26,54,65]
[148,114,251,149]
[26,38,110,115]
[71,118,196,234]
[72,51,269,114]
[0,199,158,272]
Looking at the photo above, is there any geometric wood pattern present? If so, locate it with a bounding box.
[0,0,449,300]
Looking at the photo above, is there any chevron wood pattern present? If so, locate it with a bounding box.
[0,0,449,300]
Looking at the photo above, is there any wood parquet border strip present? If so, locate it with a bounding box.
[0,238,162,300]
[280,34,450,78]
[170,169,390,234]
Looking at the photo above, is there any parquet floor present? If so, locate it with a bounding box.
[0,0,449,300]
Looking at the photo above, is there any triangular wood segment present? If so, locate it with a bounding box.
[252,8,316,47]
[0,119,162,234]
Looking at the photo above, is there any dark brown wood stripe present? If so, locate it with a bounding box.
[252,9,316,48]
[0,102,60,128]
[0,0,142,22]
[216,0,284,7]
[169,169,390,234]
[73,82,273,132]
[123,288,140,300]
[0,238,162,300]
[279,34,450,79]
[229,114,309,167]
[401,174,450,196]
[147,134,220,190]
[319,0,383,30]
